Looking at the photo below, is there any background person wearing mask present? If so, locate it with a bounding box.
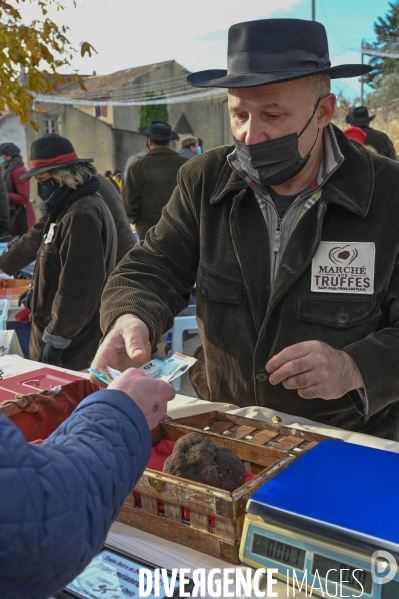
[0,368,175,599]
[21,133,117,370]
[0,142,36,235]
[179,136,199,159]
[0,170,135,278]
[122,121,187,240]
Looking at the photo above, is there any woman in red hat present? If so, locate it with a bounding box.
[21,133,117,370]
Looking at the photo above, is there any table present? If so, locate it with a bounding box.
[1,356,395,599]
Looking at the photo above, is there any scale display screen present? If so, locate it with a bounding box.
[252,533,306,569]
[312,554,373,595]
[381,578,399,599]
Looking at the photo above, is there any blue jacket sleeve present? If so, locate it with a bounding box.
[0,389,151,599]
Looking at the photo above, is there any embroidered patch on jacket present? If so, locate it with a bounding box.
[311,242,375,294]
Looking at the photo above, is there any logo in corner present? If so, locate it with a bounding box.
[328,244,358,265]
[371,550,397,585]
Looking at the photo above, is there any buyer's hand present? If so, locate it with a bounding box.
[90,314,152,385]
[266,340,363,400]
[108,368,175,429]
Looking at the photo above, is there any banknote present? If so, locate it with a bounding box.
[89,352,196,385]
[144,352,196,382]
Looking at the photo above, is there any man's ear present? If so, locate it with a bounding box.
[317,93,336,128]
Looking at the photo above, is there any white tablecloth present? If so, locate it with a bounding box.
[2,355,395,598]
[0,331,23,359]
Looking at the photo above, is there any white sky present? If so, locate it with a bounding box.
[30,0,304,73]
[21,0,379,99]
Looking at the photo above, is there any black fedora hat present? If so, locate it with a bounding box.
[346,106,376,126]
[187,19,372,88]
[138,121,179,141]
[22,133,93,179]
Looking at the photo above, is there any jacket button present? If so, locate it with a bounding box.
[256,372,269,382]
[200,284,208,297]
[336,312,349,326]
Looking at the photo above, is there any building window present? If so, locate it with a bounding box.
[95,105,108,118]
[43,116,59,134]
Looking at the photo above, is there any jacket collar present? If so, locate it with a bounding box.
[322,125,374,216]
[210,152,246,204]
[148,147,178,155]
[210,124,374,217]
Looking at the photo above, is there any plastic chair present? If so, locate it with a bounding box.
[171,315,198,391]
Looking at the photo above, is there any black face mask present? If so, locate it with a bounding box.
[234,99,320,187]
[37,178,60,201]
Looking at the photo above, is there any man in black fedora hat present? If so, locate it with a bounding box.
[122,121,187,240]
[93,19,399,440]
[346,105,396,159]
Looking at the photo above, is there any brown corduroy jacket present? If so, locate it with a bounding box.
[101,126,399,440]
[122,147,187,238]
[31,194,117,371]
[0,174,134,275]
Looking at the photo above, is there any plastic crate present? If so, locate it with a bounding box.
[0,299,10,330]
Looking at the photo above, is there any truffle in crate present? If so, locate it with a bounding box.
[117,412,329,564]
[163,432,247,492]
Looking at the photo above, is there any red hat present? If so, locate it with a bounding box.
[344,126,367,146]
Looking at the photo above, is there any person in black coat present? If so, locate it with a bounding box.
[0,165,11,237]
[346,106,396,159]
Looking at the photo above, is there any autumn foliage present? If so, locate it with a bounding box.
[0,0,95,129]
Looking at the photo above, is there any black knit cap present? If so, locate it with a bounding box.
[187,18,372,88]
[0,142,20,156]
[21,133,93,179]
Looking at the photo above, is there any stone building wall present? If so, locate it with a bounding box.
[0,112,27,162]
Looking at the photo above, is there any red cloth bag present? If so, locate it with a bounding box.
[0,379,99,442]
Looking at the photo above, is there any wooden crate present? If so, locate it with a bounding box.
[117,412,328,564]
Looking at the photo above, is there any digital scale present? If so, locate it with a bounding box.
[239,439,399,598]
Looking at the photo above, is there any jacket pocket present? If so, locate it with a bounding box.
[197,267,243,304]
[298,298,381,329]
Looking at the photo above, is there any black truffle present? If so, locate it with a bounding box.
[163,432,246,492]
